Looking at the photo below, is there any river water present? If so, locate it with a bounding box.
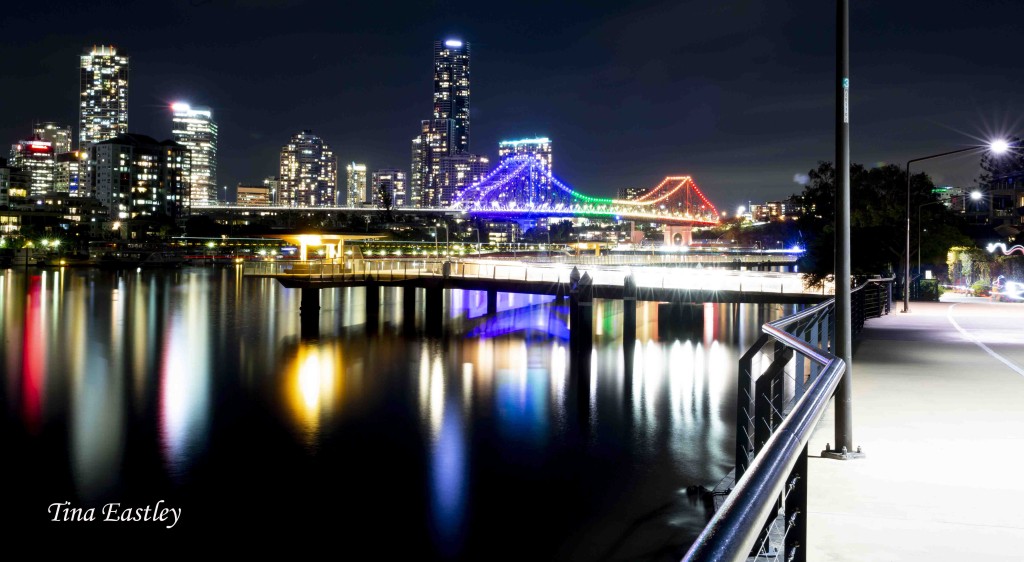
[1,266,793,558]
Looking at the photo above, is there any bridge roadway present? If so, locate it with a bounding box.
[192,204,715,226]
[806,297,1024,561]
[244,257,829,305]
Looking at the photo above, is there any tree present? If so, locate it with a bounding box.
[797,161,970,285]
[376,182,395,223]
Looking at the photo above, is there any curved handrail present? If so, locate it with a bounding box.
[682,276,894,561]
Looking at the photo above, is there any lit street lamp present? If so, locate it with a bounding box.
[903,140,1009,313]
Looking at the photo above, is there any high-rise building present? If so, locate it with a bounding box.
[371,169,408,208]
[412,118,454,207]
[433,39,471,154]
[497,138,562,206]
[412,39,480,208]
[437,154,489,206]
[88,133,188,220]
[171,103,218,207]
[279,131,337,207]
[79,45,129,149]
[346,163,367,206]
[10,139,56,196]
[34,123,73,154]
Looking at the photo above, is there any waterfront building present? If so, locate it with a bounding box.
[87,133,188,221]
[9,139,55,196]
[370,169,407,208]
[171,103,218,207]
[79,45,129,148]
[279,131,337,207]
[237,184,272,206]
[346,163,367,206]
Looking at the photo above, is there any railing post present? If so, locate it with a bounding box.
[736,334,769,481]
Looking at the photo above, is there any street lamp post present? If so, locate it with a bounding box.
[903,141,1008,312]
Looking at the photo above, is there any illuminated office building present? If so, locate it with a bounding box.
[171,103,218,206]
[346,162,367,206]
[279,131,337,207]
[79,45,129,148]
[10,139,55,196]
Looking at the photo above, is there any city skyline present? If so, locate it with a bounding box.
[2,1,1023,210]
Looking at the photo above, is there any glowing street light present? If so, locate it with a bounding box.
[903,139,1009,312]
[970,190,983,201]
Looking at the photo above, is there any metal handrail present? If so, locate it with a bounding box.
[683,358,844,561]
[683,276,894,561]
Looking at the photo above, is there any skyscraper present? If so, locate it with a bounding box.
[79,45,129,149]
[346,163,367,206]
[412,39,486,208]
[171,103,218,206]
[433,39,470,154]
[279,131,337,207]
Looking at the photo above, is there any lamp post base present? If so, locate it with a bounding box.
[821,444,866,460]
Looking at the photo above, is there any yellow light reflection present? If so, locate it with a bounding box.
[283,342,340,449]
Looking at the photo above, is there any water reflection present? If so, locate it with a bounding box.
[2,267,792,557]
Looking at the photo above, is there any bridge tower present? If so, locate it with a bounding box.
[663,225,692,246]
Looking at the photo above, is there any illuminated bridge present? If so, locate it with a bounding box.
[193,157,720,232]
[450,155,719,226]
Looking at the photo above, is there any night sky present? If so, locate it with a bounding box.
[2,0,1022,210]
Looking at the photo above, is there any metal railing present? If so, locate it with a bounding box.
[683,277,894,562]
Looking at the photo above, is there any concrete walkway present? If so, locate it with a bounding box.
[805,297,1024,561]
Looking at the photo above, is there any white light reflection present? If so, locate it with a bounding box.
[159,274,212,479]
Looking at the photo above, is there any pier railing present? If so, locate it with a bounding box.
[243,258,835,296]
[683,277,893,562]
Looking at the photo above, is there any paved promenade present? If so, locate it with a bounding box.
[806,297,1024,561]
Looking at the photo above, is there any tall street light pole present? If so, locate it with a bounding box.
[903,140,1008,313]
[833,0,854,455]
